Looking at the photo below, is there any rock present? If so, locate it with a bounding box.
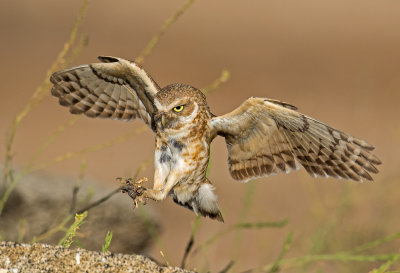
[0,171,160,254]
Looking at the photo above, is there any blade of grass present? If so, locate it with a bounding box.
[160,250,170,267]
[102,231,113,252]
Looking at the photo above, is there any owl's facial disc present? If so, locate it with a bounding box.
[155,99,199,130]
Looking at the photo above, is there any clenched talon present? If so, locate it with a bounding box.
[117,177,148,208]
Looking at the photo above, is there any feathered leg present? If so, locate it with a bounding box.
[172,180,224,222]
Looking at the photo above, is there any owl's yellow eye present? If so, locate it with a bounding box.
[173,105,184,112]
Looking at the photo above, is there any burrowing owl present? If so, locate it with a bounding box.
[50,56,381,222]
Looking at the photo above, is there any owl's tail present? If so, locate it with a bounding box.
[172,181,224,222]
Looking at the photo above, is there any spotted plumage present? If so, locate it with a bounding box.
[50,56,382,222]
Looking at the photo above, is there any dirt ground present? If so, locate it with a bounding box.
[0,241,193,273]
[1,1,399,272]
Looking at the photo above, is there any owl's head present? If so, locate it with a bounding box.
[153,83,211,131]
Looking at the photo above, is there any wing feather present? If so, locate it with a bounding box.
[50,56,160,127]
[210,97,381,182]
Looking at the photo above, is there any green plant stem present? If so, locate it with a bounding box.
[349,231,400,254]
[369,255,400,273]
[231,180,256,261]
[58,211,88,248]
[32,214,73,244]
[268,232,293,273]
[218,261,235,273]
[261,253,400,272]
[181,215,201,268]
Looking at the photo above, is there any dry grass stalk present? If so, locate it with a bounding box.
[201,69,230,95]
[135,0,196,64]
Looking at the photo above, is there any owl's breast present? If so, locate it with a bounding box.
[177,138,210,182]
[155,133,210,183]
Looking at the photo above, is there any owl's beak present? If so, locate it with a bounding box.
[161,115,166,127]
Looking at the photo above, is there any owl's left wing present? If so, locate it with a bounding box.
[50,56,160,127]
[210,97,381,182]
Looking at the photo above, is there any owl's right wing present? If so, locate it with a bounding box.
[50,56,160,127]
[210,97,381,182]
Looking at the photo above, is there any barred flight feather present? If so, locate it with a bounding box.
[211,97,381,182]
[50,56,159,127]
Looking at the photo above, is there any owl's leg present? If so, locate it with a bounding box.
[142,169,181,201]
[173,180,224,222]
[119,160,178,205]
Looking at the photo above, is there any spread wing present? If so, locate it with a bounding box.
[210,97,381,182]
[50,56,160,127]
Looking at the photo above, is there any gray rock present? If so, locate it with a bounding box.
[0,171,160,254]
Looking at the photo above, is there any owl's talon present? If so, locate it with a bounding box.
[135,177,148,185]
[134,195,147,208]
[117,177,148,208]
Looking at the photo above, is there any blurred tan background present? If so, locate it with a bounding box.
[1,0,400,272]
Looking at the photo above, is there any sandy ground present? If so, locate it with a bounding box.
[0,241,193,273]
[1,1,400,272]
